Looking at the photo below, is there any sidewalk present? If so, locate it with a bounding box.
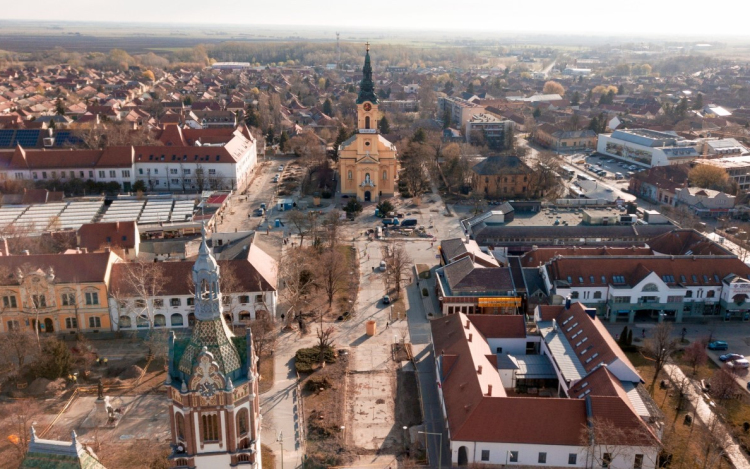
[664,364,750,469]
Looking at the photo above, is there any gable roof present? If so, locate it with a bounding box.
[0,251,115,285]
[471,155,530,176]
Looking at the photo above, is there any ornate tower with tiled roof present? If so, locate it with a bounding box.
[166,227,261,469]
[339,43,398,203]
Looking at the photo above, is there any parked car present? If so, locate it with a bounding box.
[728,358,750,369]
[252,209,264,217]
[708,341,729,350]
[278,165,284,171]
[382,295,391,305]
[720,353,744,362]
[379,260,387,272]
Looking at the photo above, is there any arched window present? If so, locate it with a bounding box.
[707,290,715,298]
[119,316,132,328]
[154,314,166,327]
[136,316,149,328]
[347,170,352,180]
[593,291,602,299]
[237,409,249,436]
[383,170,387,181]
[176,413,185,440]
[188,313,196,327]
[201,279,210,299]
[571,291,579,299]
[365,116,370,129]
[224,313,233,324]
[171,313,184,327]
[685,290,693,298]
[642,283,659,292]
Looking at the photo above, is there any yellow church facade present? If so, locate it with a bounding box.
[339,45,398,202]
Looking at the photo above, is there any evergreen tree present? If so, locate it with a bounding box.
[378,115,390,134]
[571,91,581,106]
[323,98,333,116]
[324,77,331,90]
[618,326,629,346]
[693,93,704,110]
[266,126,275,145]
[279,130,290,151]
[467,82,475,95]
[244,104,260,128]
[617,84,625,95]
[333,126,349,159]
[627,329,633,346]
[532,107,542,119]
[442,108,452,129]
[411,127,426,144]
[55,98,65,116]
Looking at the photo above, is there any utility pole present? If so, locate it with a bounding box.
[277,431,283,469]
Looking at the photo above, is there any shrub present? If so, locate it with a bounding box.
[34,337,74,380]
[295,346,336,373]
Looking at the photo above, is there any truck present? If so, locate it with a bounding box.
[382,218,400,226]
[400,218,418,227]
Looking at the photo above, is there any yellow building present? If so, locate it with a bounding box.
[0,251,119,334]
[339,44,398,202]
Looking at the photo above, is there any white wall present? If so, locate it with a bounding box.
[451,440,658,469]
[486,337,527,355]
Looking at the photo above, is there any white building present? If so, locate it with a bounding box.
[108,241,277,330]
[697,155,750,192]
[597,129,700,167]
[431,308,661,468]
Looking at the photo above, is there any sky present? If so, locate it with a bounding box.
[3,0,749,38]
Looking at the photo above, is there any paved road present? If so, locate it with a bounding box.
[664,364,750,469]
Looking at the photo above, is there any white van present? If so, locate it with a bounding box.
[615,172,624,180]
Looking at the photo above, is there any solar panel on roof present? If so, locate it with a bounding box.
[53,131,82,147]
[12,130,40,147]
[0,130,15,147]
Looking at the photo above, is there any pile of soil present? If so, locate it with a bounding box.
[119,365,143,380]
[27,378,66,396]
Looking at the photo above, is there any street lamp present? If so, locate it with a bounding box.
[277,431,284,469]
[418,430,443,469]
[402,426,409,454]
[340,425,345,445]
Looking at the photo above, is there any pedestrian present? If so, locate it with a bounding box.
[386,321,389,329]
[642,328,646,339]
[372,266,375,272]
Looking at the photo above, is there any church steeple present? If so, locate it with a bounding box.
[356,42,378,105]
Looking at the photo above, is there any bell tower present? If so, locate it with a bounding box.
[356,42,379,133]
[166,227,262,469]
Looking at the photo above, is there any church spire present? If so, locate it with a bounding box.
[356,42,378,105]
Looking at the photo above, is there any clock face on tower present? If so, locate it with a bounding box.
[198,381,217,398]
[363,102,372,111]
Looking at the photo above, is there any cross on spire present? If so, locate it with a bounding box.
[365,41,370,52]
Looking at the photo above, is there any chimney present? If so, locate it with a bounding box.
[477,365,482,375]
[487,385,493,396]
[465,319,470,329]
[468,333,473,342]
[565,296,572,310]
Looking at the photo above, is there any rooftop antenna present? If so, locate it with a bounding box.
[336,32,341,69]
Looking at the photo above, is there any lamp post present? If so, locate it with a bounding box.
[418,430,443,469]
[340,425,345,446]
[402,426,408,454]
[277,431,283,469]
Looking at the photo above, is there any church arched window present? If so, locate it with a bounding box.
[176,413,185,440]
[202,413,219,442]
[383,170,387,181]
[237,409,249,436]
[365,116,370,129]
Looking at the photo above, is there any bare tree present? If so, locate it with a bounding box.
[277,247,316,325]
[644,322,678,391]
[111,261,168,329]
[0,328,38,377]
[287,210,314,247]
[710,364,741,401]
[317,247,348,308]
[683,340,708,376]
[321,210,342,250]
[579,417,658,469]
[249,310,276,368]
[382,241,413,298]
[2,400,41,463]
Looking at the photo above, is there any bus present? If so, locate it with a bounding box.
[577,173,595,182]
[559,165,576,179]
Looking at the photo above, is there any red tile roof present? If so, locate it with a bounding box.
[77,222,137,253]
[0,251,115,285]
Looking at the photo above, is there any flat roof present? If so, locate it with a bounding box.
[510,354,557,379]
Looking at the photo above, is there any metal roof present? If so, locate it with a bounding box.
[510,354,557,379]
[539,321,587,383]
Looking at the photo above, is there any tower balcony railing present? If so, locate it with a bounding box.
[360,181,376,188]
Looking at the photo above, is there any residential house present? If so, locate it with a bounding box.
[674,187,736,216]
[77,221,140,260]
[533,123,596,152]
[628,164,689,205]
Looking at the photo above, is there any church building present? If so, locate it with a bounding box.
[165,227,262,469]
[339,44,398,202]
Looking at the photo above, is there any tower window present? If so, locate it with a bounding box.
[176,413,185,440]
[237,409,249,436]
[202,413,219,442]
[365,116,370,129]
